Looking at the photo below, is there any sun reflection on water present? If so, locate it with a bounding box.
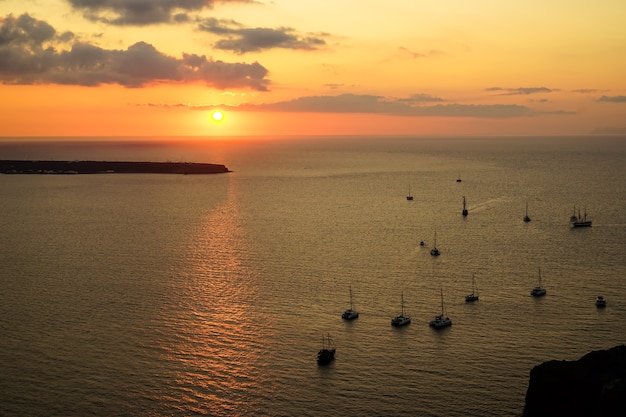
[157,180,274,416]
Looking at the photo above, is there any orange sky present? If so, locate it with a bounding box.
[1,0,626,137]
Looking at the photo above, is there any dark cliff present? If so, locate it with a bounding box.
[523,345,626,417]
[0,160,230,174]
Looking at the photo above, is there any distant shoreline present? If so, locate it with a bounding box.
[0,160,230,175]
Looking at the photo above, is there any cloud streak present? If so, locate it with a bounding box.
[486,87,553,95]
[598,95,626,103]
[197,18,327,53]
[163,93,563,119]
[0,13,270,90]
[67,0,252,26]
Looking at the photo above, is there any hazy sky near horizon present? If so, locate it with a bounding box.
[1,0,625,137]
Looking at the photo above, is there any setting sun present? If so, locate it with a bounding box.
[211,111,224,122]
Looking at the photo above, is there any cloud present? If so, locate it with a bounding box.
[397,47,444,59]
[399,93,445,103]
[598,95,626,103]
[153,93,578,118]
[0,13,270,90]
[197,17,327,53]
[219,94,538,118]
[67,0,252,26]
[486,87,552,95]
[571,89,600,94]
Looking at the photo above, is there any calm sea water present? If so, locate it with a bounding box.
[1,136,625,416]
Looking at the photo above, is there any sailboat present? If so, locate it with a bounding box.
[430,288,452,328]
[571,207,592,227]
[406,185,414,201]
[430,228,440,256]
[462,196,468,216]
[341,285,359,320]
[465,273,479,302]
[317,333,336,365]
[391,292,411,327]
[523,201,531,222]
[456,172,462,182]
[530,267,546,297]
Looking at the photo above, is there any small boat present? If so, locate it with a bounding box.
[430,228,440,257]
[595,295,607,308]
[430,288,452,328]
[391,292,411,327]
[530,267,546,297]
[465,273,479,302]
[406,185,414,201]
[571,207,592,227]
[462,196,468,216]
[317,334,336,365]
[341,286,359,320]
[523,201,531,222]
[456,172,462,182]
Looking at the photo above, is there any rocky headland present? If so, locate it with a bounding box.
[523,345,626,417]
[0,160,230,175]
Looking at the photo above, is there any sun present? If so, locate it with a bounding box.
[211,110,224,122]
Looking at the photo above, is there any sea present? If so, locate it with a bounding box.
[1,135,625,417]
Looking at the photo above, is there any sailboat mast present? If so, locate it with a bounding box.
[349,285,353,310]
[440,288,444,315]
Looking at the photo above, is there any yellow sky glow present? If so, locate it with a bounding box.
[1,0,625,137]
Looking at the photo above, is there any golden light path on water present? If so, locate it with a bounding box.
[156,179,274,416]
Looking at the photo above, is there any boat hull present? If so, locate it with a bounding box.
[391,316,411,327]
[429,316,452,328]
[465,294,479,302]
[342,310,359,320]
[317,349,336,365]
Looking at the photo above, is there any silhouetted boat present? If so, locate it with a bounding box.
[530,267,546,297]
[595,295,607,308]
[430,228,440,256]
[465,273,479,302]
[391,292,411,327]
[456,172,462,182]
[341,286,359,320]
[523,201,531,222]
[462,196,468,216]
[317,334,336,365]
[571,207,592,227]
[430,288,452,328]
[406,185,413,201]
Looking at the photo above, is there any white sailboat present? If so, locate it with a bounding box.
[465,273,479,302]
[391,292,411,327]
[430,288,452,328]
[530,267,546,297]
[341,285,359,320]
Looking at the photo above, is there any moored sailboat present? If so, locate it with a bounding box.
[462,196,468,216]
[465,273,479,302]
[341,285,359,320]
[530,267,546,297]
[430,228,440,256]
[430,288,452,328]
[523,201,531,222]
[406,185,413,201]
[571,207,592,227]
[317,334,336,365]
[391,292,411,327]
